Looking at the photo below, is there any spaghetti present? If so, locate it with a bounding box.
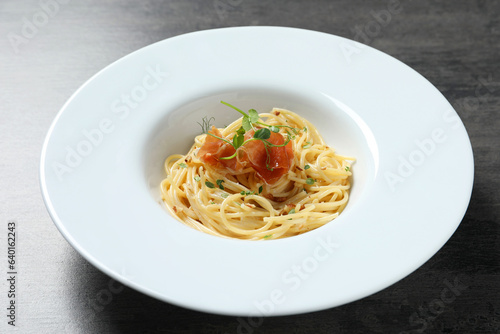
[161,104,353,240]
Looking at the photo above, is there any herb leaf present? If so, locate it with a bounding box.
[232,133,244,149]
[345,166,350,172]
[269,125,280,133]
[303,142,312,149]
[258,185,263,194]
[236,126,246,135]
[216,179,225,190]
[304,164,310,170]
[248,109,259,123]
[306,178,315,185]
[194,176,201,181]
[205,181,215,188]
[240,190,254,195]
[288,208,296,214]
[178,162,187,168]
[254,128,271,140]
[242,116,252,131]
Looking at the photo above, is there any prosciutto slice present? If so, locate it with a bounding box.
[240,129,293,184]
[198,127,293,184]
[197,126,239,171]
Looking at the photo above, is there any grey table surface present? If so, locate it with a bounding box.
[1,0,499,333]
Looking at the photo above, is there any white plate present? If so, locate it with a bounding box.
[40,27,473,316]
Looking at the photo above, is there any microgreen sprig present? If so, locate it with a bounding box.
[200,101,300,171]
[221,101,298,133]
[197,116,215,134]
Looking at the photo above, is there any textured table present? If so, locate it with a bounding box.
[1,1,499,333]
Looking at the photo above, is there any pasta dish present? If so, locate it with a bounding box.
[161,102,353,240]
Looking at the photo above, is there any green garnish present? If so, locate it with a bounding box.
[178,162,187,168]
[194,176,201,182]
[258,185,263,194]
[285,129,296,140]
[269,125,280,133]
[263,234,273,239]
[303,142,312,149]
[303,126,307,132]
[345,166,350,172]
[221,193,229,198]
[232,131,244,149]
[253,127,271,140]
[201,101,298,171]
[304,164,311,170]
[240,190,255,196]
[197,116,215,134]
[216,179,225,190]
[242,116,252,131]
[288,208,296,214]
[205,181,215,188]
[248,109,259,124]
[306,178,315,185]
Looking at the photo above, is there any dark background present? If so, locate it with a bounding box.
[1,0,499,333]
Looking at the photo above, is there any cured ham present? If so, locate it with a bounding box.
[198,127,293,184]
[197,126,239,171]
[240,129,293,184]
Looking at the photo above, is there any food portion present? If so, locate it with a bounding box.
[161,102,353,240]
[198,125,294,184]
